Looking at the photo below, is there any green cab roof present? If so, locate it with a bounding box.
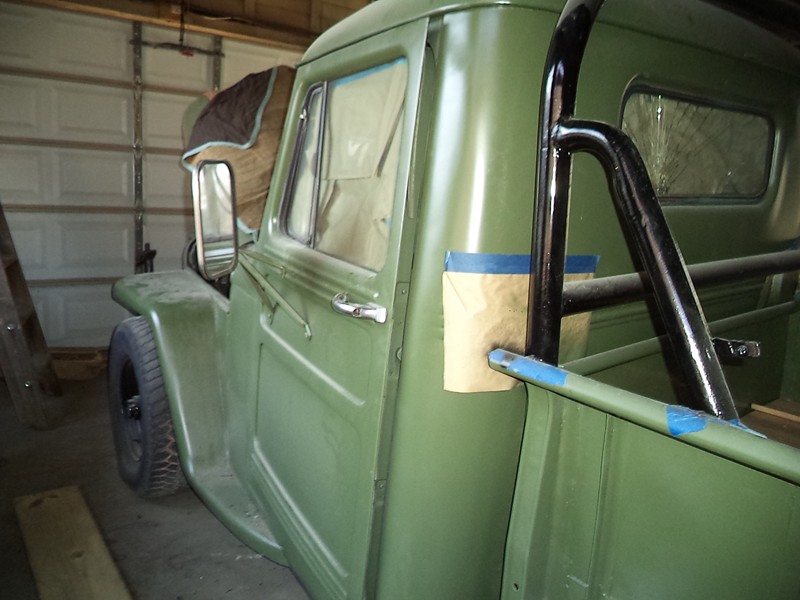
[302,0,800,77]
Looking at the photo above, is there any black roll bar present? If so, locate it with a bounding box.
[527,0,599,366]
[563,249,800,315]
[526,0,739,421]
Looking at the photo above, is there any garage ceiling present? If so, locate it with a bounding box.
[5,0,371,51]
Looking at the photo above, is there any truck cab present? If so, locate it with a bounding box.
[108,1,800,598]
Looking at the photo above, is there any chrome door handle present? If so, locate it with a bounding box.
[331,292,387,324]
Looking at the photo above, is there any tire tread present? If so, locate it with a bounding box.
[108,316,187,498]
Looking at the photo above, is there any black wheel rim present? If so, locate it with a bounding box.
[119,359,143,462]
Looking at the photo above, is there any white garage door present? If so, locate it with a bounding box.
[0,2,301,347]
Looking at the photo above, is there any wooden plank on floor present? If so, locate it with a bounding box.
[14,486,131,600]
[741,410,800,450]
[750,399,800,424]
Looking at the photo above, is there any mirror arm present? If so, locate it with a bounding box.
[238,253,313,340]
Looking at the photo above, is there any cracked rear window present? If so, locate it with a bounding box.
[622,92,772,200]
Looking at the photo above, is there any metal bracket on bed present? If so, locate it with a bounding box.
[713,338,762,362]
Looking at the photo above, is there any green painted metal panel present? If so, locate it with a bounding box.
[303,0,799,79]
[501,386,800,600]
[224,18,429,600]
[490,352,800,599]
[371,7,554,599]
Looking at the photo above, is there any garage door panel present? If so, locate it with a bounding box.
[52,14,130,79]
[144,215,193,271]
[0,77,42,136]
[0,3,130,79]
[55,83,131,145]
[5,217,46,271]
[144,154,190,210]
[0,146,132,208]
[0,76,132,143]
[59,215,133,276]
[0,147,50,203]
[30,289,66,342]
[31,285,128,347]
[0,4,39,67]
[142,25,213,91]
[144,48,211,91]
[143,92,188,149]
[57,150,133,207]
[7,213,133,280]
[221,39,301,88]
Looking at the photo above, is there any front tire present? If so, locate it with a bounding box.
[108,316,187,497]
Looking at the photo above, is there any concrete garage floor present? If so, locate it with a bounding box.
[0,370,311,600]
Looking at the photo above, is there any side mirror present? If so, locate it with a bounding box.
[192,160,238,280]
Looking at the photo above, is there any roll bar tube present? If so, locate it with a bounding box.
[563,249,800,315]
[526,0,739,420]
[527,0,599,365]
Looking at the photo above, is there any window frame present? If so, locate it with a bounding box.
[278,59,408,272]
[280,81,327,246]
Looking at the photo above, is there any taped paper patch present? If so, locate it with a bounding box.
[442,252,598,393]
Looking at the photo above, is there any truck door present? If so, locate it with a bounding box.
[243,20,428,600]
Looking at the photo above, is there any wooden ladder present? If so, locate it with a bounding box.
[0,203,61,428]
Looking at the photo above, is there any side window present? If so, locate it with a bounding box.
[622,91,772,200]
[283,59,408,272]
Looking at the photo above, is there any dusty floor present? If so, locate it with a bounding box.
[0,370,311,600]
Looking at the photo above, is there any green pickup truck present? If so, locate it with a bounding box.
[107,0,800,598]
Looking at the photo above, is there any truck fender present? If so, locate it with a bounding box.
[111,270,230,480]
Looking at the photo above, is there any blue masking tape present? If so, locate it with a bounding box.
[444,252,599,275]
[445,252,529,274]
[564,254,601,274]
[666,405,709,436]
[489,350,568,387]
[730,419,768,439]
[332,58,407,87]
[667,405,771,438]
